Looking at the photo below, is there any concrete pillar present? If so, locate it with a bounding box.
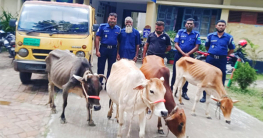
[0,0,4,14]
[223,0,231,5]
[73,0,76,3]
[83,0,90,5]
[16,0,22,16]
[220,9,230,23]
[145,2,157,31]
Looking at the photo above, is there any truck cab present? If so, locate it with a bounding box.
[10,1,99,84]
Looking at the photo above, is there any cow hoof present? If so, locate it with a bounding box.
[60,118,66,124]
[51,109,56,114]
[107,115,112,119]
[207,117,212,119]
[180,103,184,105]
[89,121,96,126]
[191,113,196,116]
[157,129,164,135]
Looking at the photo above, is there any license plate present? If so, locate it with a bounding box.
[23,38,40,46]
[11,48,15,50]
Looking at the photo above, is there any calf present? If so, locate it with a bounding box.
[140,55,186,138]
[173,57,239,123]
[45,49,106,126]
[106,59,168,138]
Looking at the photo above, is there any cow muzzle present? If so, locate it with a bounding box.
[153,102,168,117]
[94,105,101,111]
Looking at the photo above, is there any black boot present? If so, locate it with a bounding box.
[200,91,206,103]
[182,92,190,100]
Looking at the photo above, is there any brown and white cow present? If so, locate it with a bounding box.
[46,49,106,126]
[106,59,168,138]
[173,57,239,124]
[140,55,186,138]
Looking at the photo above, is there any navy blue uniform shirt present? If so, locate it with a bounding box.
[96,23,121,46]
[205,32,235,56]
[146,32,171,58]
[174,29,201,53]
[118,28,141,59]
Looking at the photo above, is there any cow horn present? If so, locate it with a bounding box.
[98,74,107,83]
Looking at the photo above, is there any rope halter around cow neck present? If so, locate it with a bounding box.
[215,95,231,120]
[75,70,107,100]
[127,88,166,137]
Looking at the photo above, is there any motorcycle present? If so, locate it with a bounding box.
[137,39,145,60]
[195,40,248,74]
[4,32,16,58]
[0,30,5,53]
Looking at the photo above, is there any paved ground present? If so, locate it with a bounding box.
[1,51,263,138]
[0,52,51,138]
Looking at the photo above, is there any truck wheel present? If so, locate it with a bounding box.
[20,72,32,84]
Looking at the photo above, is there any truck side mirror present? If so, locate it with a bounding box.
[9,19,17,27]
[92,24,99,32]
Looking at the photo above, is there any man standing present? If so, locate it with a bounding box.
[95,13,121,84]
[200,20,235,103]
[171,18,201,100]
[143,21,171,59]
[117,17,141,62]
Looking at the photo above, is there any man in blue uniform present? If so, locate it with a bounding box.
[142,21,171,59]
[95,13,121,84]
[200,20,235,103]
[171,18,201,100]
[117,16,141,62]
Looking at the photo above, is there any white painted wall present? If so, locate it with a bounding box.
[137,13,146,33]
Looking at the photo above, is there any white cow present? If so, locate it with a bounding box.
[106,59,168,138]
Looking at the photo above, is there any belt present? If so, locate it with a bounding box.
[101,44,117,49]
[209,54,227,59]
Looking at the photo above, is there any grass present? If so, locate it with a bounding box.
[226,86,263,121]
[226,74,263,81]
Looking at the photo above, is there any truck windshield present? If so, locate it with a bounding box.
[18,4,90,35]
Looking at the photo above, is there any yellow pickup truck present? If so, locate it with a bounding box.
[9,1,99,84]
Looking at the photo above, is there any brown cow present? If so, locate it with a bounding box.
[140,55,186,138]
[173,57,239,124]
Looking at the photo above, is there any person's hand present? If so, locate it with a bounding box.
[184,53,190,57]
[96,51,101,57]
[117,54,120,60]
[133,56,138,62]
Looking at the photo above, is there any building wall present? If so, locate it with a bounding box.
[228,23,263,59]
[231,0,263,8]
[158,0,223,5]
[0,0,21,17]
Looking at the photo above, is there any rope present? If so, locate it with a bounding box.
[215,102,221,120]
[127,89,140,137]
[81,82,89,99]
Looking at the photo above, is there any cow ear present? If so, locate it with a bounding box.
[160,77,164,82]
[232,100,239,103]
[133,84,146,90]
[211,97,221,102]
[73,75,84,82]
[165,113,177,121]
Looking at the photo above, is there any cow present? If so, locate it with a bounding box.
[106,59,168,138]
[45,49,106,126]
[140,55,186,138]
[173,57,239,124]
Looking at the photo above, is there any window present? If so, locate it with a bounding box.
[181,8,220,36]
[228,11,263,25]
[157,5,178,32]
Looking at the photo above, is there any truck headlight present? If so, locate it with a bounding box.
[76,51,85,57]
[18,48,28,57]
